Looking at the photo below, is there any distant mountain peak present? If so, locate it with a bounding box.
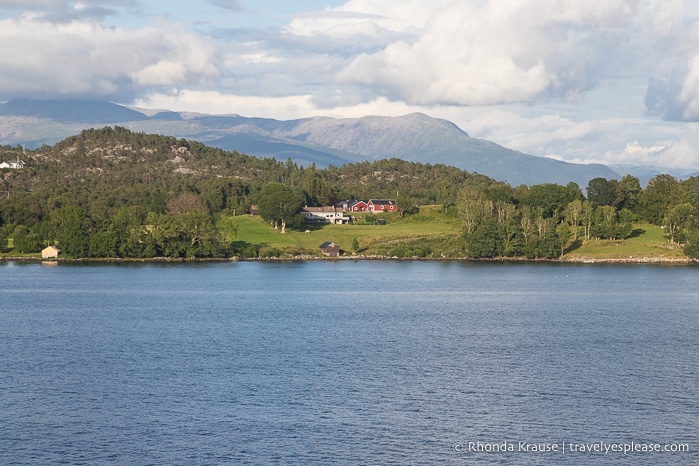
[387,112,469,135]
[276,113,471,159]
[0,99,621,186]
[0,98,148,124]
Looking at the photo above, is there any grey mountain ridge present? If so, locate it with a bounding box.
[0,98,148,123]
[0,98,628,186]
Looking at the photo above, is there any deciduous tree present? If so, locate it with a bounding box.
[564,199,583,241]
[49,206,92,258]
[587,177,623,208]
[258,183,305,234]
[640,174,686,224]
[12,225,43,253]
[663,203,693,244]
[215,215,239,253]
[167,192,208,215]
[396,196,420,217]
[457,187,492,235]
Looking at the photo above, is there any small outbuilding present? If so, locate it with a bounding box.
[41,245,60,259]
[345,200,369,213]
[368,199,397,213]
[319,241,340,257]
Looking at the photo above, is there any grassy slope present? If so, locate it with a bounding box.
[237,211,689,260]
[235,205,461,253]
[563,223,687,260]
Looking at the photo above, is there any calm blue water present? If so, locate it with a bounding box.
[0,261,697,465]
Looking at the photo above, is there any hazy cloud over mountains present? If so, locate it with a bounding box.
[1,0,699,170]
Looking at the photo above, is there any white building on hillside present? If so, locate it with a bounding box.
[0,157,27,169]
[304,206,350,224]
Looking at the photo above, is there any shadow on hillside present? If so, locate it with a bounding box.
[628,228,645,239]
[565,239,583,253]
[294,223,326,232]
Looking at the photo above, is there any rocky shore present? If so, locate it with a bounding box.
[2,255,697,264]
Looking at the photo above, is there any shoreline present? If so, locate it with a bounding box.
[1,255,697,265]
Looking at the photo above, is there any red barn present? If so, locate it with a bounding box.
[368,199,397,213]
[346,200,369,212]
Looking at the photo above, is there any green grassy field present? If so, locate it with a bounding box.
[237,212,689,261]
[235,205,461,253]
[563,223,687,260]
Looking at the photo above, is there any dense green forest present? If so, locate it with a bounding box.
[1,126,698,259]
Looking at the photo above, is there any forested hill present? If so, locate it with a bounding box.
[2,126,698,260]
[0,125,492,215]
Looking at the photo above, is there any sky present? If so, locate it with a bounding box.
[2,0,699,170]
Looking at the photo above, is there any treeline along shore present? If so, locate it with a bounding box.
[1,126,698,261]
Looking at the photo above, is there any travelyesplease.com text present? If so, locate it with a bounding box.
[453,441,690,455]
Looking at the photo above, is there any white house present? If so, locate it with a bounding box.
[0,157,26,169]
[303,206,350,224]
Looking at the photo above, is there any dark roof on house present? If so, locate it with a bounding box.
[319,242,338,248]
[368,199,395,205]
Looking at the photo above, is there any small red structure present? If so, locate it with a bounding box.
[368,199,397,213]
[346,200,369,212]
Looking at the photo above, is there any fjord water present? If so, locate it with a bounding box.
[1,261,697,465]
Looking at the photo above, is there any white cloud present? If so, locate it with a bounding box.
[639,1,699,121]
[678,54,699,120]
[133,89,418,120]
[134,90,316,118]
[645,0,685,36]
[601,140,677,167]
[131,60,189,87]
[3,0,699,170]
[0,15,219,100]
[287,0,450,36]
[606,134,699,169]
[335,0,639,106]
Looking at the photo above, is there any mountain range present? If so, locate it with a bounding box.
[0,98,685,187]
